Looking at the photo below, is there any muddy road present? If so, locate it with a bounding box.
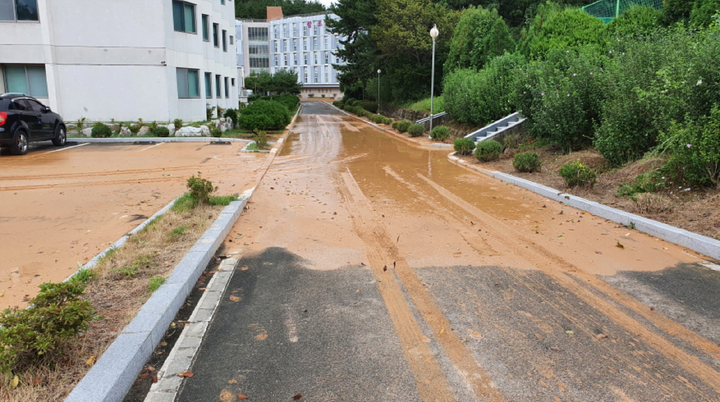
[0,141,265,308]
[185,102,718,401]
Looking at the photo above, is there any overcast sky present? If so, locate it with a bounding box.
[317,0,336,9]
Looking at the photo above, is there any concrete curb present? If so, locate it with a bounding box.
[68,137,250,143]
[327,104,453,149]
[65,189,253,402]
[448,153,720,261]
[144,257,238,402]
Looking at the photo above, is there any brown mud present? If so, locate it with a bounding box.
[219,103,719,400]
[0,142,265,309]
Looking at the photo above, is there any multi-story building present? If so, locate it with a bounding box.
[0,0,238,122]
[236,7,345,100]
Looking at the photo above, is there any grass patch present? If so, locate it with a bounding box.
[167,225,188,241]
[71,268,96,284]
[210,195,238,206]
[146,276,165,293]
[406,96,444,114]
[245,142,258,151]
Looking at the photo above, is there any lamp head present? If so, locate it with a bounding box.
[377,69,381,74]
[430,24,439,40]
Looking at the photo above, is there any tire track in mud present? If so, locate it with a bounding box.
[400,171,720,397]
[339,168,505,402]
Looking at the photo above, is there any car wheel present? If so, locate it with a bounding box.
[52,125,67,146]
[10,131,28,155]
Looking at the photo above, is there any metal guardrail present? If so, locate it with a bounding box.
[464,112,526,142]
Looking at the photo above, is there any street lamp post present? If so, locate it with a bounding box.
[377,69,381,114]
[429,24,439,136]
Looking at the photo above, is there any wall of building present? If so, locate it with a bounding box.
[0,0,238,122]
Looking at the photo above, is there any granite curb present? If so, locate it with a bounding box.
[448,153,720,261]
[68,137,250,143]
[65,107,301,402]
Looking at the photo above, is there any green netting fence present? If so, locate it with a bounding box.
[582,0,664,23]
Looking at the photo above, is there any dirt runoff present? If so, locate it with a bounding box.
[0,141,266,309]
[456,148,720,242]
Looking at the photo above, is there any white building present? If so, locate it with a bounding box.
[0,0,238,122]
[236,8,345,100]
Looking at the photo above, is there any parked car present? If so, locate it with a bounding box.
[0,93,66,155]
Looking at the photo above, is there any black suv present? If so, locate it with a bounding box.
[0,93,67,155]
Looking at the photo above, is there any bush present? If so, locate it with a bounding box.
[430,126,450,141]
[371,114,385,124]
[445,53,526,127]
[153,126,170,137]
[187,172,216,205]
[173,118,183,130]
[223,108,238,127]
[91,122,112,138]
[658,107,720,187]
[271,93,300,111]
[254,128,268,150]
[211,128,222,137]
[513,152,541,172]
[616,170,666,197]
[454,138,476,156]
[383,117,393,125]
[206,104,216,121]
[474,140,503,162]
[407,124,425,137]
[238,100,290,131]
[559,160,597,187]
[503,133,523,148]
[357,101,378,113]
[445,7,515,72]
[0,281,94,372]
[394,120,412,133]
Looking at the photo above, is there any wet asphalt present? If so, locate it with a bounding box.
[176,102,720,401]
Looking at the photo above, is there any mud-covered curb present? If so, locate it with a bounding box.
[65,107,301,402]
[68,137,250,143]
[448,153,720,261]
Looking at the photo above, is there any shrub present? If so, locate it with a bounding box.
[617,170,666,197]
[445,6,515,72]
[211,128,222,137]
[206,104,216,121]
[431,126,450,141]
[371,114,385,124]
[394,120,412,133]
[333,100,343,108]
[559,160,597,187]
[657,107,720,187]
[254,128,268,150]
[513,152,541,172]
[147,121,158,132]
[0,281,94,372]
[357,101,378,113]
[445,53,526,127]
[454,138,476,156]
[91,122,112,138]
[173,118,183,130]
[216,106,224,119]
[407,124,425,137]
[153,126,170,137]
[271,93,300,111]
[187,172,216,205]
[382,117,393,125]
[474,140,503,162]
[503,133,523,148]
[223,108,238,127]
[238,100,290,130]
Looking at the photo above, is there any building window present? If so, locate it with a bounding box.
[231,78,235,87]
[230,35,234,45]
[215,75,221,97]
[172,1,195,33]
[205,72,212,98]
[221,0,225,4]
[248,26,268,41]
[293,39,298,51]
[325,70,329,83]
[201,15,209,41]
[222,29,227,51]
[324,51,329,64]
[3,65,47,97]
[0,0,38,21]
[224,77,229,98]
[213,23,219,47]
[176,68,199,98]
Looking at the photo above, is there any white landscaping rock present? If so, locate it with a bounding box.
[166,124,176,136]
[200,125,211,137]
[118,127,132,137]
[81,128,93,137]
[138,126,151,136]
[176,126,204,137]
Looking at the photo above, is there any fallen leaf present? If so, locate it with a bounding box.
[238,395,249,400]
[440,328,445,334]
[596,333,608,339]
[32,376,41,386]
[293,394,303,400]
[86,355,96,366]
[566,330,574,334]
[650,307,655,311]
[178,370,194,378]
[229,296,240,302]
[616,241,624,249]
[241,266,249,271]
[152,374,158,383]
[228,379,238,384]
[10,375,19,388]
[139,372,149,379]
[393,261,396,268]
[355,289,360,293]
[383,265,387,272]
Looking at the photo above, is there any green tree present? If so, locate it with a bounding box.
[444,6,515,73]
[372,0,459,101]
[245,70,301,95]
[691,0,720,27]
[606,5,661,39]
[236,0,325,19]
[327,0,380,99]
[658,0,695,26]
[518,2,606,59]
